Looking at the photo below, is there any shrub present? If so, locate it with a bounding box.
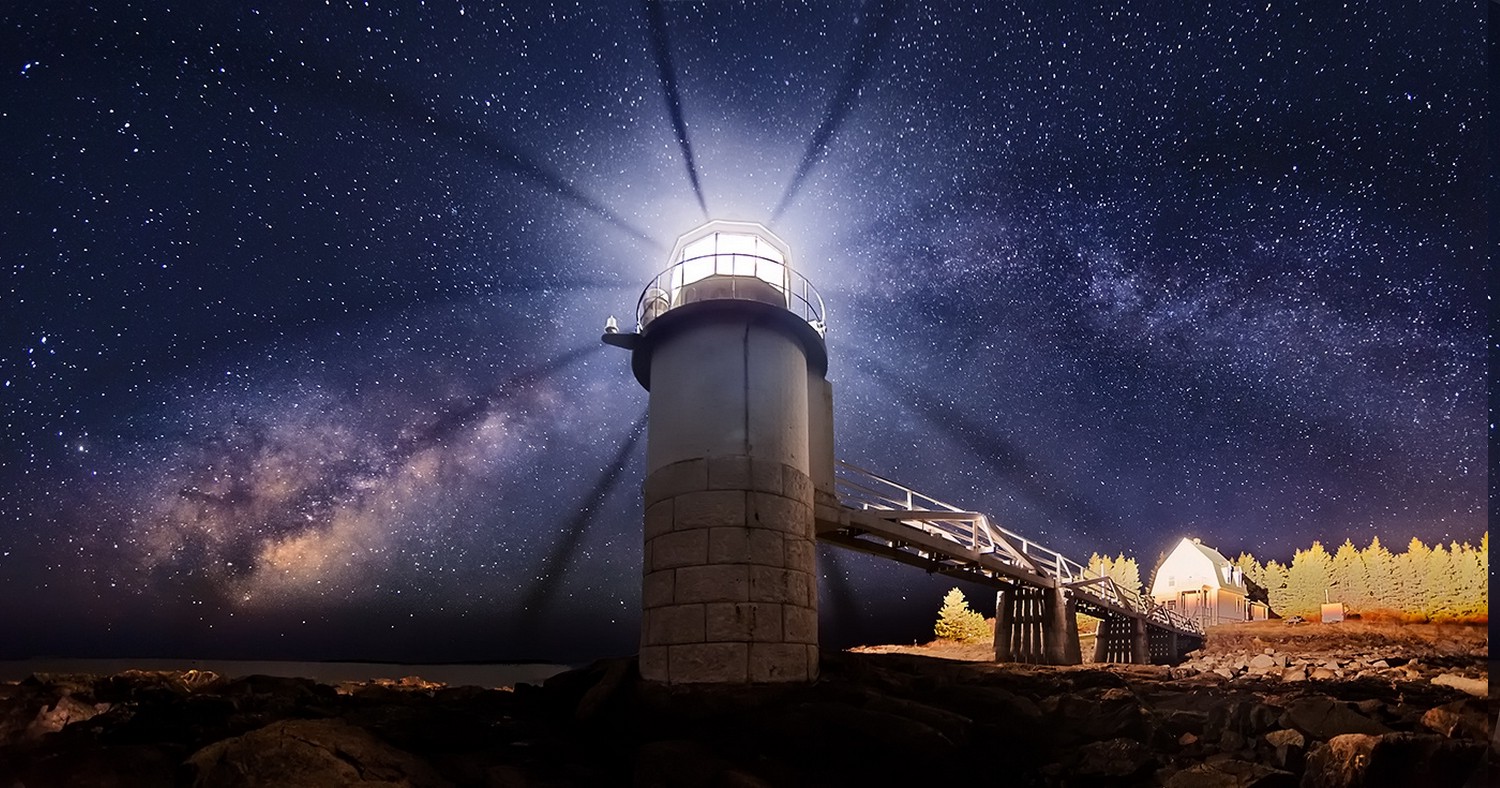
[934,587,990,643]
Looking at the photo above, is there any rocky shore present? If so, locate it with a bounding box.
[0,627,1492,787]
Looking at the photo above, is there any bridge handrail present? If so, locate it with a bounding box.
[834,461,1203,635]
[836,461,1085,578]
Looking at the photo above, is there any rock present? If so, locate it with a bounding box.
[1039,691,1151,744]
[1180,732,1199,746]
[1263,728,1305,770]
[1370,660,1389,669]
[1420,700,1492,740]
[1162,758,1295,787]
[1068,737,1153,778]
[1279,667,1306,683]
[1430,673,1487,697]
[1278,696,1391,740]
[1263,729,1304,749]
[777,700,959,762]
[1219,729,1248,753]
[1308,667,1336,681]
[97,669,223,701]
[1214,668,1235,680]
[574,657,632,721]
[185,718,452,788]
[1249,654,1277,670]
[633,739,751,788]
[1302,732,1486,788]
[23,694,100,741]
[859,692,972,748]
[1207,700,1281,740]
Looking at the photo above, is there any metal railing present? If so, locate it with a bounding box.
[832,460,1203,635]
[635,253,826,335]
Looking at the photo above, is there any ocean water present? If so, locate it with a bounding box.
[0,658,569,689]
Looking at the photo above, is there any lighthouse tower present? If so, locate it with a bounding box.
[604,220,833,684]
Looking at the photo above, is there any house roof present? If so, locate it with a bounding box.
[1166,537,1249,595]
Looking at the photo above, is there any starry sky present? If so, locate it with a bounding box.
[0,2,1487,663]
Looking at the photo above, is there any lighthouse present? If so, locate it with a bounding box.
[604,220,833,684]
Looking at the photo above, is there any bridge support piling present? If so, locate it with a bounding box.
[992,585,1080,666]
[993,589,1012,662]
[1131,617,1150,664]
[1043,586,1081,665]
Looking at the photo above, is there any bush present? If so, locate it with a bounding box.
[934,588,990,643]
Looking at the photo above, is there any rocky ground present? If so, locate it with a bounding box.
[0,623,1492,787]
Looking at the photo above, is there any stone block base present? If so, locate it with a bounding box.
[640,456,819,684]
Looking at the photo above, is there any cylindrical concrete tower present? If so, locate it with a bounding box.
[604,220,830,684]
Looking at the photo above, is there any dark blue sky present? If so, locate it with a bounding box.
[0,1,1486,662]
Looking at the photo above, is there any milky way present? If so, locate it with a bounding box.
[0,2,1486,661]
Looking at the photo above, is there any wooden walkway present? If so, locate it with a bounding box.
[813,461,1204,665]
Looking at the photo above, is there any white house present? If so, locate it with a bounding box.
[1150,537,1270,627]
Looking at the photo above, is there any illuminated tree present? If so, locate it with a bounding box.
[1233,552,1265,589]
[1087,553,1142,599]
[1423,543,1458,618]
[1329,539,1366,609]
[1391,537,1431,617]
[1477,533,1490,614]
[1284,542,1333,617]
[1111,553,1142,596]
[1360,536,1394,612]
[934,587,989,643]
[1262,560,1289,614]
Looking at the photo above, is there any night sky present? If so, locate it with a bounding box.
[0,2,1486,663]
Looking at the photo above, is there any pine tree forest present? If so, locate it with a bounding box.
[1232,534,1487,621]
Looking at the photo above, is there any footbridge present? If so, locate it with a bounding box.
[814,461,1205,665]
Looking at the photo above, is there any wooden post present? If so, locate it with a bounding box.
[993,588,1012,662]
[1041,585,1081,665]
[1131,617,1150,664]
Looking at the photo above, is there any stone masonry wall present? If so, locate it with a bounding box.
[638,455,818,684]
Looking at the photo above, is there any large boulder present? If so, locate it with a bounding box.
[1429,674,1487,698]
[1419,700,1491,740]
[22,694,104,741]
[1163,758,1295,788]
[1301,732,1485,788]
[1064,737,1154,779]
[1040,687,1152,743]
[185,718,451,788]
[1277,697,1391,740]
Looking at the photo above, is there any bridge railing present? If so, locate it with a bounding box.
[833,461,1203,636]
[835,461,1089,580]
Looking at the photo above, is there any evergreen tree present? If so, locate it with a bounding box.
[1112,553,1142,596]
[934,588,989,643]
[1360,536,1395,612]
[1423,543,1459,619]
[1233,552,1265,589]
[1450,541,1481,617]
[1284,542,1333,617]
[1478,533,1489,613]
[1329,539,1364,608]
[1262,560,1289,614]
[1392,538,1431,617]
